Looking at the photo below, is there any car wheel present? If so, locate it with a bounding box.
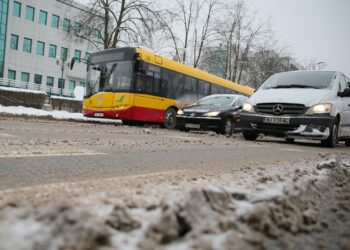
[164,108,177,129]
[242,131,259,141]
[285,138,295,144]
[222,117,234,136]
[345,140,350,147]
[321,122,339,148]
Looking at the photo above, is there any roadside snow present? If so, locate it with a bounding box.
[0,86,46,95]
[0,105,121,123]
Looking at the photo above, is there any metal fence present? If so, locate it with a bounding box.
[0,78,74,97]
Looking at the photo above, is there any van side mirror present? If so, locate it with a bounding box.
[338,88,350,97]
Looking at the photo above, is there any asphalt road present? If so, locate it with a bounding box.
[0,115,348,190]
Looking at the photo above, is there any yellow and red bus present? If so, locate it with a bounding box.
[82,47,254,128]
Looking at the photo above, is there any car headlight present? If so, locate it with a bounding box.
[177,109,184,115]
[204,111,220,117]
[306,103,332,115]
[242,103,254,113]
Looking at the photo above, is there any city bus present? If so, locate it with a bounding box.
[82,47,254,128]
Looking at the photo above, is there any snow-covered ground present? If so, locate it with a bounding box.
[0,155,349,250]
[0,105,121,124]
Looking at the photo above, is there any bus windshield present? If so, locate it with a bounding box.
[86,60,133,97]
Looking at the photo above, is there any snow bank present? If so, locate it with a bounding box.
[0,156,349,249]
[0,86,46,95]
[0,105,121,124]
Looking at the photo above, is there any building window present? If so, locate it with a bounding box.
[69,80,76,91]
[79,82,85,88]
[49,44,57,58]
[94,29,102,40]
[51,14,59,28]
[39,10,47,25]
[21,72,29,82]
[74,22,81,33]
[25,6,35,21]
[58,78,65,89]
[36,41,45,56]
[23,37,32,53]
[60,47,68,60]
[13,1,21,17]
[8,70,16,80]
[84,52,90,61]
[34,74,42,84]
[47,76,54,87]
[74,50,81,61]
[63,18,70,32]
[10,34,18,50]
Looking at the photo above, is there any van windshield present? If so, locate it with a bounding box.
[262,71,336,90]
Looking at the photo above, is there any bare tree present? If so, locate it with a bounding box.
[245,45,292,88]
[158,0,218,67]
[67,0,158,50]
[202,0,272,83]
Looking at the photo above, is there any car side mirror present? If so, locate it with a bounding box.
[338,88,350,97]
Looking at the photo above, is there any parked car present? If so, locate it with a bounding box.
[176,94,248,135]
[240,71,350,147]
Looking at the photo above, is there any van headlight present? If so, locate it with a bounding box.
[204,111,220,117]
[177,109,184,115]
[242,103,254,113]
[306,103,332,115]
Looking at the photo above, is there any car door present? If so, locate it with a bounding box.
[338,74,350,137]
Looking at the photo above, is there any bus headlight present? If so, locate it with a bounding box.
[242,103,254,113]
[306,103,332,115]
[177,109,184,115]
[204,111,220,117]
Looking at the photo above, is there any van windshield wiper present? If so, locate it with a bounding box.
[267,84,320,89]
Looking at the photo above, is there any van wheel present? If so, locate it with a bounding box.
[345,140,350,147]
[222,117,234,136]
[242,131,259,141]
[321,122,339,148]
[164,108,177,129]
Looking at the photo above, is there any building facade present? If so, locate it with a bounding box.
[1,0,100,96]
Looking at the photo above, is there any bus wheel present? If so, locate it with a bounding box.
[164,108,177,129]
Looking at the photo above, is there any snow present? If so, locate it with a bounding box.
[50,96,81,101]
[0,105,121,124]
[0,86,46,95]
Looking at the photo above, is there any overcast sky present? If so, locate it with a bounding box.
[76,0,350,76]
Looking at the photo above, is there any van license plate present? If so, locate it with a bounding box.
[264,117,290,124]
[186,123,200,129]
[94,113,104,118]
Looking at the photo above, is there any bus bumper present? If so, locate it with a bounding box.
[83,108,132,119]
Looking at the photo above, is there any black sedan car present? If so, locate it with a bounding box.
[176,94,248,135]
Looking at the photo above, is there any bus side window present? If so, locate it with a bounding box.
[183,76,197,103]
[198,80,210,98]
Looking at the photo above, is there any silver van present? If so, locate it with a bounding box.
[240,71,350,147]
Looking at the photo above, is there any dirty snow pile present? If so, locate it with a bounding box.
[0,156,349,250]
[0,105,120,124]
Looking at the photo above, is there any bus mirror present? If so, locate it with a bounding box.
[135,60,145,73]
[70,58,76,70]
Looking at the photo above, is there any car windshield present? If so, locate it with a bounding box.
[262,71,336,90]
[86,60,133,97]
[196,95,236,106]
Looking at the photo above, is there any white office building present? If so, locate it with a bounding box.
[0,0,100,96]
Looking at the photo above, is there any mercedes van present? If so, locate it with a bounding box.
[240,71,350,147]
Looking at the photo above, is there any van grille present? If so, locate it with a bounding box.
[255,103,306,115]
